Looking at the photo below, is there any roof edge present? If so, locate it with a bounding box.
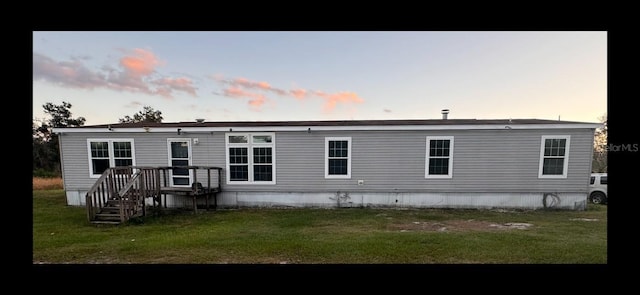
[53,122,602,133]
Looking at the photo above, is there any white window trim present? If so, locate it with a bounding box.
[225,132,276,185]
[167,138,193,187]
[538,135,570,179]
[87,138,136,178]
[325,137,352,179]
[425,136,454,179]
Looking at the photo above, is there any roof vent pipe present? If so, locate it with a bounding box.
[441,109,450,120]
[195,118,205,123]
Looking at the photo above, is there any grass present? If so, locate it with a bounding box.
[33,177,63,190]
[33,189,607,264]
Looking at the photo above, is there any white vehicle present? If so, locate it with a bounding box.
[589,173,607,204]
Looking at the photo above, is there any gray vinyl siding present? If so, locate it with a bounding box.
[59,132,94,190]
[59,128,595,194]
[265,129,594,193]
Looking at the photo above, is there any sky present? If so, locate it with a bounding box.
[32,31,607,126]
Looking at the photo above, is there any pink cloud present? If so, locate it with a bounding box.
[290,88,307,100]
[153,87,173,98]
[213,75,365,113]
[248,96,266,108]
[33,50,198,99]
[233,77,250,86]
[218,77,288,96]
[33,53,107,89]
[314,91,365,112]
[120,48,160,77]
[153,77,197,97]
[256,81,271,90]
[105,70,154,95]
[223,87,267,111]
[223,87,247,98]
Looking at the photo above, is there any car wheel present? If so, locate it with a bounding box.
[591,192,606,204]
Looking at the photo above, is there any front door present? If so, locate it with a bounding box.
[167,139,192,187]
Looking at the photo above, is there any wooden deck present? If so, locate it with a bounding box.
[85,166,223,224]
[159,186,221,213]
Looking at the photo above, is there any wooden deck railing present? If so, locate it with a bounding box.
[86,167,133,222]
[156,166,223,212]
[116,168,161,222]
[86,166,222,223]
[155,166,222,193]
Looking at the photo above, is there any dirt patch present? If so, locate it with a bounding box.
[390,220,533,232]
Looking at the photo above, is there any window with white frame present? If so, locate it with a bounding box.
[425,136,454,178]
[225,133,275,184]
[325,137,351,179]
[538,135,570,178]
[168,139,192,186]
[87,139,135,177]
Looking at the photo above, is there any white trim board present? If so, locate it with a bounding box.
[54,123,601,133]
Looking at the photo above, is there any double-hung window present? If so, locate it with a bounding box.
[425,136,454,178]
[538,135,570,178]
[225,133,275,184]
[325,137,351,179]
[87,139,135,178]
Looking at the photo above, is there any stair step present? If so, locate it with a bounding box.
[96,212,120,216]
[91,220,121,225]
[100,207,120,212]
[95,214,122,221]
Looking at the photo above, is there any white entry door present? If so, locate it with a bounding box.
[167,139,192,187]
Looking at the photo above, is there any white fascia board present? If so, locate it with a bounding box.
[52,123,602,133]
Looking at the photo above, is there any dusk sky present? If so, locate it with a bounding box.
[33,31,607,125]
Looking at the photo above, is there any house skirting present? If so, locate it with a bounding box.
[65,191,587,210]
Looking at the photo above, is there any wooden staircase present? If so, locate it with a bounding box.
[93,200,127,224]
[86,167,160,225]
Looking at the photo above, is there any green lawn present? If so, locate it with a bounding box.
[33,189,607,264]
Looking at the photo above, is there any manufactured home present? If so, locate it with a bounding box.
[53,113,600,223]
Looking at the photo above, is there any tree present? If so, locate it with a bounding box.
[592,113,607,173]
[33,101,86,175]
[119,106,163,123]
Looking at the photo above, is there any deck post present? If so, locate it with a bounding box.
[206,168,211,210]
[140,171,146,217]
[217,168,221,210]
[155,168,161,208]
[193,167,198,211]
[217,168,221,189]
[163,168,168,208]
[193,194,197,214]
[205,192,209,210]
